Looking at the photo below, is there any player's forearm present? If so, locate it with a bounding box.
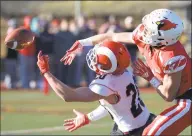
[150,79,175,102]
[155,84,173,102]
[80,32,134,46]
[43,72,103,102]
[80,33,114,46]
[154,77,179,102]
[112,32,135,44]
[43,72,75,101]
[87,105,109,122]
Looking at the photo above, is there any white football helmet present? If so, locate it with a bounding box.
[140,9,184,46]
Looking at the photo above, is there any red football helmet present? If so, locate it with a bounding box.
[86,41,131,75]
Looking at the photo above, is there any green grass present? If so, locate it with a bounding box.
[1,90,191,135]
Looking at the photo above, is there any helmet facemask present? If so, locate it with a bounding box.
[86,46,99,73]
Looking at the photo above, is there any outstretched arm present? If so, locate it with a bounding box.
[37,51,105,102]
[60,32,134,65]
[63,105,109,132]
[44,72,105,102]
[88,32,135,45]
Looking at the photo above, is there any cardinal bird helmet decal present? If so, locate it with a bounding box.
[140,9,184,46]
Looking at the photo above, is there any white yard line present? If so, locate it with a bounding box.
[1,123,113,135]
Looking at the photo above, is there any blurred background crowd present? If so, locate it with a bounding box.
[0,1,191,90]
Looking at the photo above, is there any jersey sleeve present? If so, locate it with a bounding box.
[87,105,109,121]
[163,55,187,74]
[89,75,115,96]
[89,84,114,96]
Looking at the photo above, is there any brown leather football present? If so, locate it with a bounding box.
[4,27,35,50]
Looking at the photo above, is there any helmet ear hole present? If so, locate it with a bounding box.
[98,54,112,71]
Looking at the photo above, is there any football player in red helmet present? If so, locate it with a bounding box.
[37,41,156,135]
[61,9,191,135]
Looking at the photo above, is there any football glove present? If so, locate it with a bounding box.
[37,51,49,75]
[132,58,154,81]
[63,109,90,132]
[60,41,83,65]
[132,58,161,88]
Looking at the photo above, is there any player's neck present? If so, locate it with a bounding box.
[150,45,166,53]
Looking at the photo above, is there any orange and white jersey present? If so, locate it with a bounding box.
[132,24,192,97]
[89,70,150,132]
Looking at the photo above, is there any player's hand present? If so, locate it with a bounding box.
[132,58,154,81]
[37,51,50,75]
[60,41,83,65]
[63,109,90,132]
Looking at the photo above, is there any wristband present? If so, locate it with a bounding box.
[79,38,93,46]
[150,77,161,88]
[84,114,90,125]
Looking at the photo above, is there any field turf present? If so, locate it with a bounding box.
[1,89,191,135]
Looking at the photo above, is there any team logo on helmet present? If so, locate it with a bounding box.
[156,19,178,31]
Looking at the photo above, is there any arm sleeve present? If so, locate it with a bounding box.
[87,105,109,121]
[89,84,114,96]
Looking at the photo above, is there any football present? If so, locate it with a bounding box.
[4,27,35,50]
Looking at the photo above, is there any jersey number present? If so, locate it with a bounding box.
[126,83,145,118]
[95,74,107,80]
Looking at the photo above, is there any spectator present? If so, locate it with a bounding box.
[106,15,123,33]
[98,15,123,34]
[123,16,138,62]
[73,15,96,87]
[87,17,97,32]
[7,18,17,34]
[53,18,77,85]
[4,18,18,89]
[69,19,79,36]
[49,18,60,34]
[35,22,54,88]
[98,16,110,34]
[18,15,36,89]
[36,22,54,63]
[30,16,40,36]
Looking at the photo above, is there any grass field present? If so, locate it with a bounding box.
[1,89,191,135]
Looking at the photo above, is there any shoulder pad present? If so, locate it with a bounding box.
[90,74,110,86]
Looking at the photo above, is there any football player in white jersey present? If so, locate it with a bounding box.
[37,41,156,136]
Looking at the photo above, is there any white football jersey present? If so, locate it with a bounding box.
[89,70,150,133]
